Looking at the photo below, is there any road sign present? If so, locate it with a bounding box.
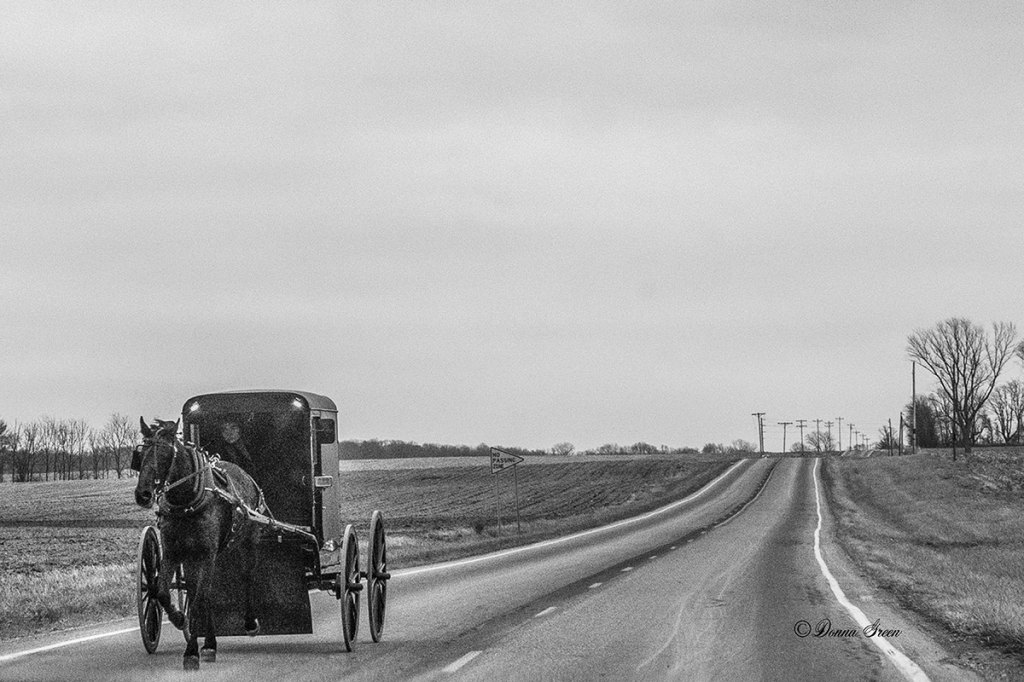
[489,447,525,536]
[490,447,524,474]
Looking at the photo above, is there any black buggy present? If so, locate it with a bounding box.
[134,390,389,654]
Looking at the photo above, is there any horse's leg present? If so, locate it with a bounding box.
[156,557,186,632]
[239,528,260,636]
[243,560,260,637]
[183,560,212,671]
[200,560,217,663]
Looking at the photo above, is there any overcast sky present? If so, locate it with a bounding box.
[2,2,1023,451]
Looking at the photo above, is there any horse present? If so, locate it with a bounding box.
[133,417,266,671]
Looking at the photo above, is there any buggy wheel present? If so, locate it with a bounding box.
[169,563,188,626]
[338,524,361,651]
[367,510,389,643]
[136,526,163,654]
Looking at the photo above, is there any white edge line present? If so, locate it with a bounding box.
[812,459,931,682]
[443,650,482,673]
[712,464,776,529]
[0,627,136,663]
[399,459,748,577]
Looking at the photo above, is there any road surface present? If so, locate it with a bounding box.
[0,457,975,681]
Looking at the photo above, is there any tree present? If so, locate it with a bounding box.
[805,430,835,453]
[907,318,1018,458]
[629,442,658,454]
[550,442,575,456]
[990,379,1024,444]
[0,420,8,482]
[905,396,940,448]
[728,439,757,454]
[11,421,40,482]
[877,425,899,452]
[105,414,137,478]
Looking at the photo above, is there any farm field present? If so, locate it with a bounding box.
[823,447,1024,674]
[0,455,731,641]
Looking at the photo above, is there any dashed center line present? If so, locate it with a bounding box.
[534,607,557,618]
[588,582,603,589]
[443,651,482,673]
[621,566,634,572]
[649,555,658,559]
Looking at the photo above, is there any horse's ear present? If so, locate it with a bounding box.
[140,417,152,438]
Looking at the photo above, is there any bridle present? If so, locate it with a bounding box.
[134,436,215,516]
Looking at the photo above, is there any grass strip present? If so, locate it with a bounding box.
[822,449,1024,655]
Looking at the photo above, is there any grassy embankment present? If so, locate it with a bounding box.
[0,456,731,641]
[823,447,1024,656]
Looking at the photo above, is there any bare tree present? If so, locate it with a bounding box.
[105,413,137,478]
[11,421,40,482]
[806,430,835,452]
[70,419,90,480]
[89,427,107,479]
[907,318,1018,458]
[989,380,1024,443]
[550,442,575,456]
[0,420,8,482]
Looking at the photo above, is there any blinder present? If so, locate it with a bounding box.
[130,444,144,472]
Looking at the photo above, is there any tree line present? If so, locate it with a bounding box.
[0,414,138,482]
[906,317,1024,458]
[339,440,549,459]
[339,439,702,460]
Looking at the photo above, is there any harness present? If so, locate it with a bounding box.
[144,437,271,551]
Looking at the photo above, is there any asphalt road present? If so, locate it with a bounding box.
[0,457,971,682]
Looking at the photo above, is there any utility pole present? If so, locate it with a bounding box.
[796,419,807,454]
[912,361,917,454]
[888,418,894,456]
[778,422,792,453]
[899,414,905,456]
[814,419,822,453]
[836,417,843,451]
[752,413,765,457]
[825,421,834,453]
[849,423,855,451]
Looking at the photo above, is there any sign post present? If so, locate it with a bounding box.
[490,447,524,535]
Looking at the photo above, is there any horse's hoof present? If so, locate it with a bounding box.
[245,619,260,637]
[200,648,216,663]
[183,655,200,671]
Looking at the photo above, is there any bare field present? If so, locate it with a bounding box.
[823,448,1024,675]
[0,456,730,641]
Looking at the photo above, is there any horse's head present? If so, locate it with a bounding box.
[133,417,180,509]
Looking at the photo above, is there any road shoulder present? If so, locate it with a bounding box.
[816,460,1018,681]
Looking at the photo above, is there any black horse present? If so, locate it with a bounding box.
[134,418,265,671]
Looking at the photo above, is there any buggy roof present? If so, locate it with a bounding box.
[182,389,337,414]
